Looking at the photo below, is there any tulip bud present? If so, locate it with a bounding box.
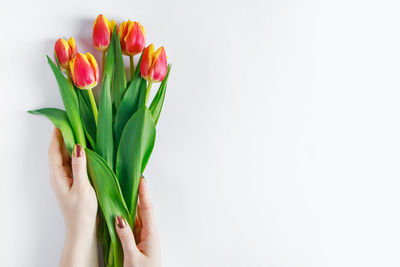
[54,37,77,70]
[119,20,146,56]
[69,53,99,90]
[140,44,167,83]
[93,14,116,51]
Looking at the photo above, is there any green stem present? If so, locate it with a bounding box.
[129,55,135,80]
[145,81,153,106]
[88,89,98,124]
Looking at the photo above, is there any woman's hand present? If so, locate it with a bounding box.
[48,128,98,267]
[115,178,161,267]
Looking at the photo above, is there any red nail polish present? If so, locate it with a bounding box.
[76,144,82,157]
[116,216,125,228]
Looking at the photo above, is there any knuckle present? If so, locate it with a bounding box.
[120,228,132,241]
[71,158,84,169]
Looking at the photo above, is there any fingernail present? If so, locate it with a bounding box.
[116,216,125,229]
[74,144,82,157]
[141,175,146,183]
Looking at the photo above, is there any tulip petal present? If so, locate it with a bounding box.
[139,24,145,37]
[54,38,70,69]
[93,14,111,51]
[119,21,146,56]
[124,22,145,55]
[118,21,127,41]
[109,19,117,33]
[68,37,78,58]
[86,52,100,85]
[70,53,99,90]
[118,21,127,51]
[140,44,154,80]
[150,47,167,82]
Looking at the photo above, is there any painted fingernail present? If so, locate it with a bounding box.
[116,216,125,229]
[74,144,82,157]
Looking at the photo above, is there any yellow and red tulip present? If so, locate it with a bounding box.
[119,21,146,56]
[93,14,117,51]
[69,53,99,90]
[54,37,77,70]
[140,44,167,83]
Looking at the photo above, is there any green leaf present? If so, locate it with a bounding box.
[97,211,110,266]
[86,149,130,267]
[133,52,143,77]
[84,127,96,151]
[76,89,96,149]
[47,56,86,148]
[54,53,61,70]
[116,106,156,216]
[104,28,116,89]
[113,29,126,109]
[114,75,143,148]
[28,108,75,154]
[137,78,147,109]
[97,75,114,169]
[149,64,171,125]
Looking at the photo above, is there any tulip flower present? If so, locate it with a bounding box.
[119,20,146,78]
[140,44,167,82]
[93,14,116,75]
[54,37,77,70]
[93,14,116,52]
[140,44,168,104]
[70,52,99,123]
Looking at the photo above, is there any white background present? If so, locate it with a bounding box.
[1,0,400,266]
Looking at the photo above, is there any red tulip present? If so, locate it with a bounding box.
[54,37,77,70]
[119,21,145,56]
[93,14,116,51]
[140,44,167,83]
[69,53,99,90]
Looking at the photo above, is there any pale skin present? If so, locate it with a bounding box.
[48,128,161,267]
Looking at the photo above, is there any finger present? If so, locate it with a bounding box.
[115,216,140,261]
[71,144,89,189]
[138,177,157,235]
[48,128,65,169]
[48,128,72,193]
[134,216,142,242]
[137,202,143,226]
[60,136,70,166]
[49,128,71,167]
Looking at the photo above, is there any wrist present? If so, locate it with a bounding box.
[65,211,97,239]
[66,220,96,242]
[66,222,96,245]
[61,222,98,267]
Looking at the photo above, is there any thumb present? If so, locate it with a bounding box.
[115,216,140,262]
[71,144,89,188]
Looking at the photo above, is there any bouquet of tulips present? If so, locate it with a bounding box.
[29,15,171,267]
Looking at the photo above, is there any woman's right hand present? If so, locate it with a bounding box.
[48,128,98,267]
[115,178,161,267]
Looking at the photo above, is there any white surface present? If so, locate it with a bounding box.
[1,0,400,266]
